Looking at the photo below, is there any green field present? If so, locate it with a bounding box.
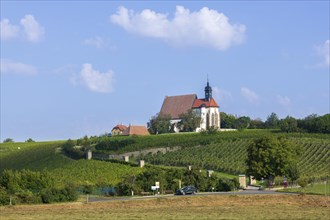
[1,130,329,187]
[92,130,330,179]
[0,141,71,172]
[0,141,142,187]
[280,182,330,195]
[140,136,330,178]
[50,160,143,187]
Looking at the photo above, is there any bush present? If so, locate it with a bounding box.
[41,185,78,203]
[15,190,40,204]
[217,178,239,191]
[0,186,10,206]
[62,139,85,159]
[298,176,308,188]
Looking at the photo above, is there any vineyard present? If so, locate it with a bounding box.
[138,136,330,179]
[1,130,329,185]
[0,142,143,187]
[50,160,143,187]
[0,141,71,172]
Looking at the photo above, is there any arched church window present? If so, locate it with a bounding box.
[206,113,210,128]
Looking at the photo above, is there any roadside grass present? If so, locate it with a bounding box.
[0,194,329,220]
[279,182,330,195]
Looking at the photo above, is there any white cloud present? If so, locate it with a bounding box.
[83,36,107,49]
[20,15,45,42]
[110,6,246,50]
[73,63,114,93]
[277,95,291,107]
[0,19,20,40]
[241,87,259,104]
[314,40,330,67]
[0,15,44,42]
[0,59,37,75]
[213,86,233,102]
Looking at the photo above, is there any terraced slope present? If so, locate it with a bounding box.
[139,136,330,179]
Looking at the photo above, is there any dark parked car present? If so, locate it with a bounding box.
[175,186,197,195]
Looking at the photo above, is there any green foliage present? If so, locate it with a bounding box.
[298,114,330,134]
[217,177,239,191]
[82,182,94,195]
[249,119,264,129]
[285,163,300,185]
[95,137,136,152]
[178,109,201,132]
[49,160,143,188]
[25,138,35,143]
[280,116,298,133]
[148,114,172,134]
[297,176,308,188]
[0,169,77,205]
[3,138,14,143]
[220,112,237,129]
[0,186,10,206]
[62,139,85,159]
[235,116,251,130]
[265,112,280,129]
[41,184,78,203]
[220,112,252,130]
[136,131,329,179]
[0,141,70,172]
[246,135,300,181]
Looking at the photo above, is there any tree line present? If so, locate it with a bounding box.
[147,111,329,134]
[221,112,329,133]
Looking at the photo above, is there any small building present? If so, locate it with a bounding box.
[122,125,150,136]
[111,124,128,136]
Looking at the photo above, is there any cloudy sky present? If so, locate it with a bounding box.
[1,1,329,141]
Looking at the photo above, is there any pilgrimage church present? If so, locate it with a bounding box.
[159,81,220,132]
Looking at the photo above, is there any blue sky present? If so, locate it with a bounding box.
[1,1,329,142]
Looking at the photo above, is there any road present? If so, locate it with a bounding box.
[89,189,297,203]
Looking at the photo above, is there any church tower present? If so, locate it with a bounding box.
[204,80,212,101]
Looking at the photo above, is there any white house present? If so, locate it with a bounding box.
[159,81,220,132]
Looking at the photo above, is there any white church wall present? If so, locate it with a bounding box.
[195,106,220,132]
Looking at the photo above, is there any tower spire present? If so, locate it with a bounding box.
[204,76,212,101]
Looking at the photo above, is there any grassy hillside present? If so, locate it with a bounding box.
[1,130,329,185]
[0,141,72,172]
[50,159,143,187]
[0,141,143,187]
[139,136,330,178]
[91,130,330,179]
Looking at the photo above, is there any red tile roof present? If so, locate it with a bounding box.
[112,124,128,131]
[160,94,197,119]
[122,125,150,136]
[192,98,219,108]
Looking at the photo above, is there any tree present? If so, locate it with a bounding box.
[25,138,35,143]
[265,112,280,129]
[178,109,201,132]
[3,138,14,143]
[148,113,172,134]
[299,114,330,134]
[285,163,300,186]
[249,118,264,129]
[220,112,236,129]
[235,116,251,130]
[246,135,300,186]
[280,116,298,133]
